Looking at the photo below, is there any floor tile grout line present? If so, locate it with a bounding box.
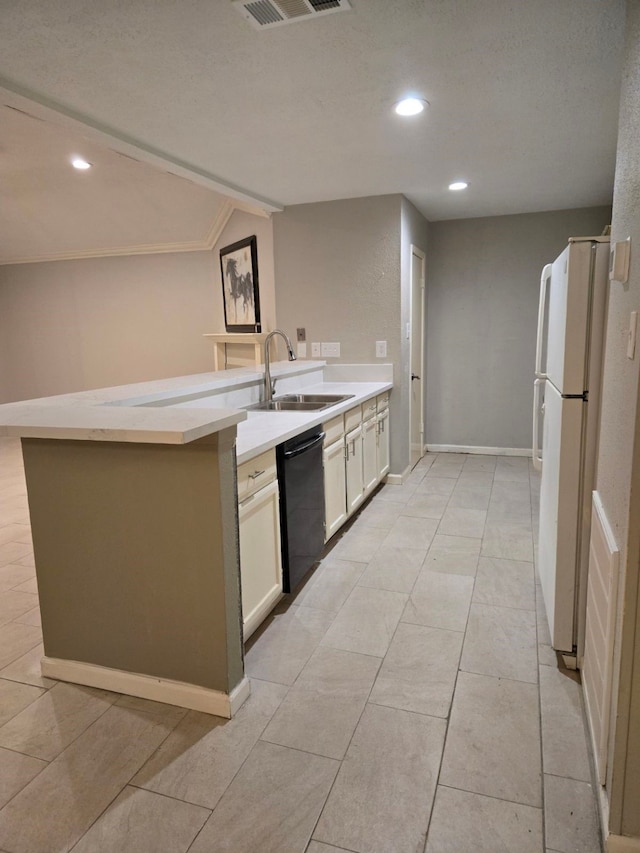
[124,780,217,812]
[0,685,126,825]
[419,459,490,852]
[469,599,537,614]
[456,666,540,688]
[531,460,548,853]
[306,453,454,850]
[436,781,544,812]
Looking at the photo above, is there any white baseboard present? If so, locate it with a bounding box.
[41,656,251,718]
[426,444,532,457]
[386,465,411,485]
[607,834,640,852]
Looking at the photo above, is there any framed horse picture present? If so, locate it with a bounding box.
[219,235,261,332]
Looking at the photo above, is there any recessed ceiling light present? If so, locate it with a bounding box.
[449,181,468,191]
[71,157,92,170]
[394,97,428,117]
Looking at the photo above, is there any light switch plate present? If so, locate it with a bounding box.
[321,342,340,358]
[297,342,307,359]
[311,342,321,357]
[375,340,387,358]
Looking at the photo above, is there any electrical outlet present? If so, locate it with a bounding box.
[296,327,306,342]
[375,340,387,358]
[321,342,340,358]
[311,342,321,357]
[297,342,307,359]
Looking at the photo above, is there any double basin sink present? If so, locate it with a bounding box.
[247,393,355,412]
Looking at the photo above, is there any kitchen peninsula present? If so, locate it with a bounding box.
[0,361,392,718]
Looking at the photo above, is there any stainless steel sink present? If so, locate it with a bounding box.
[275,393,356,405]
[247,400,328,412]
[246,393,355,412]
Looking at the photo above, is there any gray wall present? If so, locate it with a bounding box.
[273,195,411,473]
[426,206,612,450]
[0,251,218,403]
[597,2,640,837]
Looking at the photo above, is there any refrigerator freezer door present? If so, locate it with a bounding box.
[538,382,584,652]
[546,242,594,395]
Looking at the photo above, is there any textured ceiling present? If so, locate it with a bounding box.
[0,0,627,227]
[0,104,237,264]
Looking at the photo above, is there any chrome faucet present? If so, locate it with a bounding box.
[263,329,296,402]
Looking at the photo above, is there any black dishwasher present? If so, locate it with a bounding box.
[276,426,326,593]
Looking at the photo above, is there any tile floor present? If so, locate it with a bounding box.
[0,437,603,853]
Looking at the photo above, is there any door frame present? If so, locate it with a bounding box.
[409,245,426,468]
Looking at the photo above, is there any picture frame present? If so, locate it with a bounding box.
[219,235,261,333]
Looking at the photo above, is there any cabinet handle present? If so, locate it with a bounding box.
[248,469,266,480]
[344,444,350,461]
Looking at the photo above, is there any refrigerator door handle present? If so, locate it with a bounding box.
[535,264,553,379]
[532,377,544,471]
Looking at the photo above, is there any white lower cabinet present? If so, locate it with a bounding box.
[323,395,390,542]
[323,437,347,541]
[362,415,378,497]
[238,477,283,640]
[377,407,390,479]
[345,425,364,514]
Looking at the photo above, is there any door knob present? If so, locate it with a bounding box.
[411,373,421,380]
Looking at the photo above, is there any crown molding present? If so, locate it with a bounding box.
[0,182,274,266]
[1,239,220,266]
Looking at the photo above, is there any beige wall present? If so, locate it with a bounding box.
[0,207,278,404]
[597,1,640,838]
[211,209,277,333]
[0,251,218,403]
[426,206,612,449]
[273,195,411,473]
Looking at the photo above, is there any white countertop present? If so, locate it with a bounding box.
[235,380,390,464]
[0,362,392,453]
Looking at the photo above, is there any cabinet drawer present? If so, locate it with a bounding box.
[344,405,362,432]
[237,449,277,501]
[362,398,378,421]
[377,391,390,411]
[323,414,345,445]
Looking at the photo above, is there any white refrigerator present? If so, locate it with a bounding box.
[533,235,610,663]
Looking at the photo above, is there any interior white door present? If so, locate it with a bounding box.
[538,381,584,652]
[410,246,426,469]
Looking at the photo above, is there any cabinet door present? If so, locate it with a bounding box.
[345,426,364,515]
[377,409,390,480]
[362,415,378,497]
[238,478,283,640]
[323,438,347,541]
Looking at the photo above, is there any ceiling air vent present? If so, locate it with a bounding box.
[233,0,351,30]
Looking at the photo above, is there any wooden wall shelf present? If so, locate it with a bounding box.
[204,333,268,370]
